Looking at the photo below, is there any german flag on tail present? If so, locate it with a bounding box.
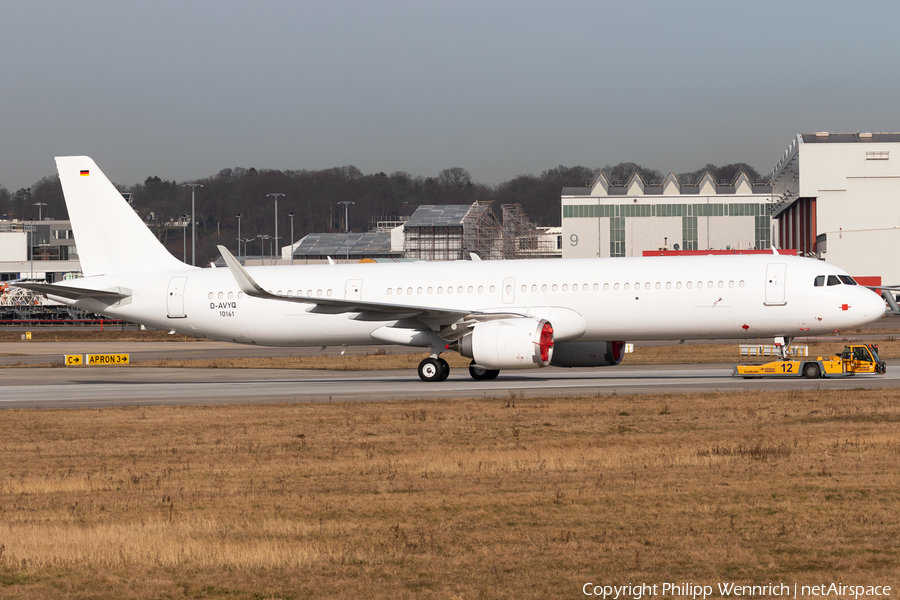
[80,169,89,176]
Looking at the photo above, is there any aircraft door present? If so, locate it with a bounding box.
[167,277,188,318]
[502,277,515,304]
[765,263,787,306]
[345,279,362,301]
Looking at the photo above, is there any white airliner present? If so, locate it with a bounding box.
[22,156,886,381]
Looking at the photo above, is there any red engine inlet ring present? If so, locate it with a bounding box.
[539,322,554,363]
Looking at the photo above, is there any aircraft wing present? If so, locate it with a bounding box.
[217,245,518,323]
[15,282,131,301]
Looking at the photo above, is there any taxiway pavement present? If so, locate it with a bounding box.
[2,360,897,410]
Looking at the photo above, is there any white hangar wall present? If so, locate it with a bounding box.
[561,172,773,259]
[770,132,900,282]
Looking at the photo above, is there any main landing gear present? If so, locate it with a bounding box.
[417,356,500,382]
[417,356,450,382]
[468,360,499,381]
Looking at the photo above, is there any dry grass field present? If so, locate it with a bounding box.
[2,389,899,599]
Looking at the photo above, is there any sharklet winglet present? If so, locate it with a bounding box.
[217,245,272,298]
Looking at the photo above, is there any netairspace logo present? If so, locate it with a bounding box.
[582,582,893,599]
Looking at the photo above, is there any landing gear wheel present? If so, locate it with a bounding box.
[468,360,500,381]
[437,357,450,381]
[803,363,821,379]
[418,357,446,382]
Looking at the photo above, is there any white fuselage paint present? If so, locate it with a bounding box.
[57,254,884,349]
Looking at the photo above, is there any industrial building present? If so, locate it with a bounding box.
[561,171,773,258]
[0,219,81,281]
[284,202,558,263]
[770,132,900,283]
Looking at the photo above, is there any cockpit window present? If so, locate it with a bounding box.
[838,275,857,285]
[827,275,841,286]
[814,275,825,287]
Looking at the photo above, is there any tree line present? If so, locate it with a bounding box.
[0,161,765,265]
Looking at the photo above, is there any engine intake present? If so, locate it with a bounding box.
[550,341,626,367]
[459,318,554,370]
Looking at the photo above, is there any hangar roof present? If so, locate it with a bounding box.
[800,132,900,143]
[293,232,394,257]
[404,205,472,228]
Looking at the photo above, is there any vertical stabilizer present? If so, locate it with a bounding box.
[56,156,190,276]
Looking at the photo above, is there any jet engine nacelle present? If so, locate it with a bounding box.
[459,318,554,370]
[550,341,626,367]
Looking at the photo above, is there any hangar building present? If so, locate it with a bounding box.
[770,132,900,283]
[561,171,773,258]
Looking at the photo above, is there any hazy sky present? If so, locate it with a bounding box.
[2,1,898,191]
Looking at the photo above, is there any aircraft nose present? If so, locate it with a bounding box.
[861,288,887,321]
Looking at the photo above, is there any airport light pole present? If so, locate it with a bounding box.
[181,214,188,262]
[29,218,33,279]
[240,237,254,262]
[257,234,270,264]
[236,213,242,261]
[338,201,355,234]
[33,202,46,222]
[183,183,203,266]
[338,201,355,263]
[288,212,294,265]
[267,193,284,265]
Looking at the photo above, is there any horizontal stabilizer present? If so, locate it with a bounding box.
[16,282,131,301]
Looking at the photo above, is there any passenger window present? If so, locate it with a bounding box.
[814,275,825,287]
[827,275,841,286]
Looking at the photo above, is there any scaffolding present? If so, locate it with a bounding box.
[501,204,556,259]
[402,201,554,261]
[461,202,503,260]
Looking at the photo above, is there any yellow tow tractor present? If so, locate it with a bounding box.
[734,344,886,379]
